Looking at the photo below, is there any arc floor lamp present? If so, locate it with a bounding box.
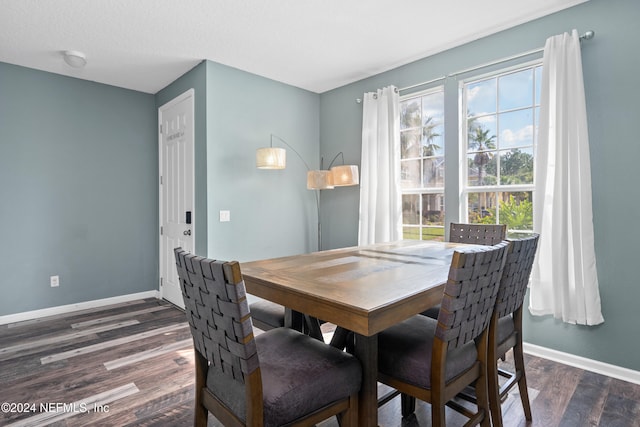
[256,134,359,251]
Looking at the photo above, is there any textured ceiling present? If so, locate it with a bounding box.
[0,0,588,94]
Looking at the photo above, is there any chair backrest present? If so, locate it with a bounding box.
[494,234,539,318]
[449,222,507,246]
[174,247,259,419]
[436,241,509,350]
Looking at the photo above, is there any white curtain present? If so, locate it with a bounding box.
[529,30,604,325]
[358,86,402,245]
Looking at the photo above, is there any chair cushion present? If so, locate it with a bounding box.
[378,315,477,389]
[258,328,361,426]
[206,327,361,427]
[497,314,515,345]
[250,299,285,329]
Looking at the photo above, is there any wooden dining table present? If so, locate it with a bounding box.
[241,239,471,427]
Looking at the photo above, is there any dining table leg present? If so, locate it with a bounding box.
[354,332,378,427]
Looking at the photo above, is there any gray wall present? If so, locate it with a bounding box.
[319,0,640,370]
[0,62,157,315]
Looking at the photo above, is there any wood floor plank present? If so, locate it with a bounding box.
[70,305,169,328]
[103,338,192,370]
[557,370,610,427]
[40,323,188,364]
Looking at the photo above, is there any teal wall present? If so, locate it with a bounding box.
[204,61,320,261]
[0,62,157,315]
[319,0,640,370]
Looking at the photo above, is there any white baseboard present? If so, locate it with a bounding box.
[524,342,640,385]
[0,290,160,326]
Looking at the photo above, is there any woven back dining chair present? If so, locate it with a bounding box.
[377,241,509,427]
[174,248,361,427]
[449,222,507,246]
[487,234,539,427]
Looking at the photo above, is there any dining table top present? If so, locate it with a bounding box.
[241,239,469,337]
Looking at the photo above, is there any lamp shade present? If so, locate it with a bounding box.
[331,165,359,186]
[256,147,286,169]
[307,170,335,190]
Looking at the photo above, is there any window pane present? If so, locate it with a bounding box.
[421,193,444,226]
[401,130,421,159]
[422,92,444,125]
[467,192,498,224]
[466,78,496,116]
[535,66,542,105]
[422,227,445,241]
[467,116,497,153]
[498,69,533,111]
[401,159,421,188]
[498,109,533,149]
[422,124,444,157]
[402,194,420,224]
[500,148,534,185]
[403,226,421,240]
[498,191,533,231]
[400,98,421,129]
[467,153,497,186]
[534,106,540,146]
[422,157,445,188]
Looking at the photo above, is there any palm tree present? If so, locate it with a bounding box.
[422,116,441,157]
[468,118,496,217]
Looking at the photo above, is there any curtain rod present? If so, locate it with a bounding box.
[356,30,595,103]
[447,30,594,79]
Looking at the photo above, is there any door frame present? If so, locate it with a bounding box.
[158,88,195,302]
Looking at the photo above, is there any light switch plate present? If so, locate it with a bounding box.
[219,210,231,222]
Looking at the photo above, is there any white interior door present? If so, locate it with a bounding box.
[159,89,194,308]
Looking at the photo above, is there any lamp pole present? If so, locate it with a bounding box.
[269,134,323,251]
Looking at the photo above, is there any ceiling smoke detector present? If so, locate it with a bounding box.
[63,50,87,68]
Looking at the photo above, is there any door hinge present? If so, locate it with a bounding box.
[160,226,163,235]
[160,277,163,287]
[160,175,163,185]
[159,124,163,134]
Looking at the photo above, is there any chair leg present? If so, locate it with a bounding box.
[193,350,209,427]
[475,370,492,427]
[401,393,416,417]
[513,343,532,420]
[194,398,208,427]
[487,358,503,427]
[431,402,446,427]
[338,394,358,427]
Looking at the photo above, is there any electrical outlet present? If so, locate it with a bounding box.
[50,275,60,287]
[219,210,231,222]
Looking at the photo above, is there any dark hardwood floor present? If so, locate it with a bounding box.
[1,299,638,426]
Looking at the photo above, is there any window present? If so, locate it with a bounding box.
[460,63,541,235]
[400,88,445,241]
